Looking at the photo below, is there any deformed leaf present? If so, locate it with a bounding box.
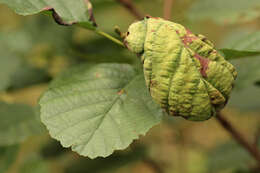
[0,102,45,146]
[39,63,162,158]
[188,0,260,24]
[124,17,237,121]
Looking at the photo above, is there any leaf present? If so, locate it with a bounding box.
[220,49,260,61]
[220,31,260,60]
[0,102,45,146]
[0,145,20,173]
[207,141,259,172]
[39,63,162,158]
[255,80,260,87]
[0,52,21,91]
[220,30,260,110]
[0,14,78,91]
[0,0,96,30]
[188,0,260,24]
[65,144,147,173]
[20,154,50,173]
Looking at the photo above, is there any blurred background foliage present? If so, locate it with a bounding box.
[0,0,260,173]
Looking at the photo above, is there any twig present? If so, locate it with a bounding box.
[143,158,164,173]
[163,0,173,20]
[95,30,125,47]
[116,0,143,20]
[216,112,260,165]
[254,126,260,146]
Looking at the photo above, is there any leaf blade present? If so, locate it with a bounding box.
[39,63,162,158]
[188,0,260,24]
[0,0,96,29]
[0,102,45,146]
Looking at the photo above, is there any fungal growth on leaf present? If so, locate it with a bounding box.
[124,16,237,121]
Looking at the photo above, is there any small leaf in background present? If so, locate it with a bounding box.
[207,141,258,172]
[0,0,96,30]
[255,80,260,87]
[20,154,50,173]
[0,145,19,173]
[220,30,260,110]
[0,52,21,91]
[39,63,162,158]
[0,102,45,146]
[65,144,147,173]
[188,0,260,24]
[220,31,260,60]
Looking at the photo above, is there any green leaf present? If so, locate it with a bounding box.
[220,31,260,60]
[255,80,260,87]
[0,102,45,146]
[20,154,50,173]
[0,52,21,91]
[39,63,162,158]
[220,30,260,110]
[65,144,147,173]
[227,56,260,110]
[207,141,258,172]
[0,0,96,29]
[220,49,260,61]
[0,145,20,173]
[188,0,260,24]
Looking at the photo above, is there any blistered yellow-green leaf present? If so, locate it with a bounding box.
[124,17,237,121]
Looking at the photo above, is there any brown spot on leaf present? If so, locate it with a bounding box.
[186,29,193,35]
[95,73,101,78]
[117,89,125,95]
[42,6,52,11]
[175,28,210,78]
[194,54,209,78]
[150,80,157,87]
[181,31,198,44]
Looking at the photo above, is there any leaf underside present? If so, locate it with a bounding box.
[0,0,96,29]
[39,63,162,158]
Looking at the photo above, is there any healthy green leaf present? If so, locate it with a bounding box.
[0,15,76,90]
[188,0,260,24]
[0,52,21,91]
[65,144,147,173]
[220,49,260,61]
[227,57,260,110]
[0,0,96,29]
[39,63,162,158]
[207,141,259,172]
[0,102,45,146]
[255,80,260,87]
[0,145,20,173]
[220,31,260,60]
[20,154,50,173]
[220,30,260,110]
